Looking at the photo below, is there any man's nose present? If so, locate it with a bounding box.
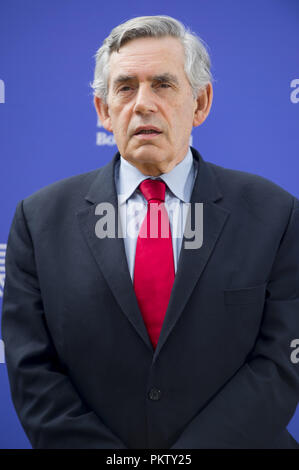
[133,85,158,114]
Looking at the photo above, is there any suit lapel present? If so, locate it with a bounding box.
[76,153,153,352]
[76,149,230,359]
[153,149,230,361]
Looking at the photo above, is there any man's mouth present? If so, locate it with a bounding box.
[133,126,162,137]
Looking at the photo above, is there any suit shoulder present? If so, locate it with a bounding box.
[207,160,297,209]
[21,167,104,217]
[24,168,102,204]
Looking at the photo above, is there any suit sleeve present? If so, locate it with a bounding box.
[1,200,127,449]
[171,197,299,449]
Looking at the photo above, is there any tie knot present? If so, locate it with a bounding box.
[139,178,166,203]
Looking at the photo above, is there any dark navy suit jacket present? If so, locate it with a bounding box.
[2,148,299,448]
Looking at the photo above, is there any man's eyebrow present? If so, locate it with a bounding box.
[112,73,179,88]
[152,73,179,85]
[112,75,136,88]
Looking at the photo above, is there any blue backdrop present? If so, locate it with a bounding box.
[0,0,298,449]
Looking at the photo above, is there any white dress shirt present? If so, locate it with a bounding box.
[114,147,198,281]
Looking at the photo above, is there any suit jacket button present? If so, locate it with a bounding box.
[148,387,162,401]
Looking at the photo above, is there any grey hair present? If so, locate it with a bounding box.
[90,15,213,102]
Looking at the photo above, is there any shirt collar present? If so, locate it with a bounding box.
[117,147,195,205]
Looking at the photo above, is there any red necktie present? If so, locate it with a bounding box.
[133,179,175,349]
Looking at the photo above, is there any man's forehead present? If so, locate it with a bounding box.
[108,36,185,80]
[110,36,183,62]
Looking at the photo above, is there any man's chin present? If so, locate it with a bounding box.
[128,144,167,162]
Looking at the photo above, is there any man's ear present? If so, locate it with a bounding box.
[94,96,113,132]
[193,82,213,127]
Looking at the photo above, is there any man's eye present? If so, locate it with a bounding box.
[119,86,132,92]
[158,83,171,88]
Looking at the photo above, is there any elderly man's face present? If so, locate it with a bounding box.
[95,36,212,175]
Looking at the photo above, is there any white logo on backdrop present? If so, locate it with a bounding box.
[96,118,116,146]
[0,79,5,104]
[0,244,6,297]
[290,79,299,104]
[0,340,4,364]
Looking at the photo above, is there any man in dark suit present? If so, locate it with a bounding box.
[2,15,299,449]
